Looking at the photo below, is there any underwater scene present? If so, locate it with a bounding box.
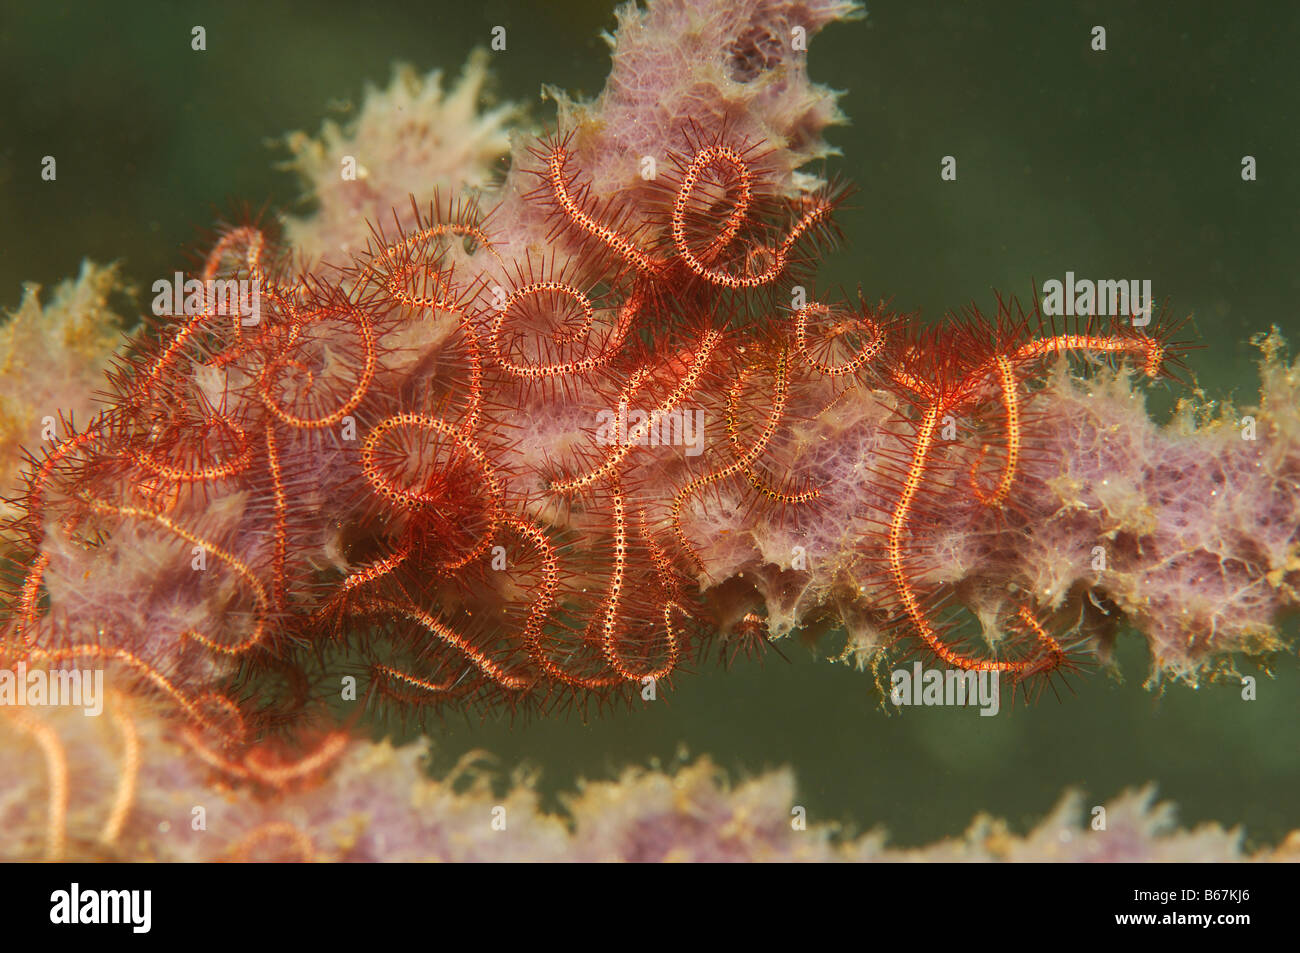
[1,0,1297,872]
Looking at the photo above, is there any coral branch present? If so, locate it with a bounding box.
[0,0,1295,864]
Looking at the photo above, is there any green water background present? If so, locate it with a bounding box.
[2,0,1297,848]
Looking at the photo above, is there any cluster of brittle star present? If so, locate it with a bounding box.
[0,126,1188,791]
